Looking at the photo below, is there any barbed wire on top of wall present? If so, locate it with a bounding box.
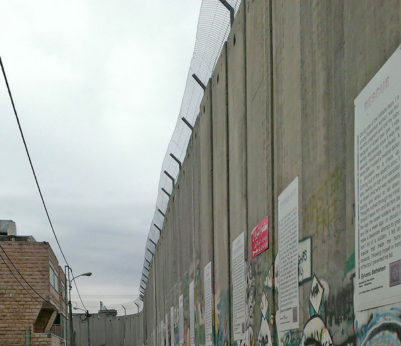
[139,0,241,299]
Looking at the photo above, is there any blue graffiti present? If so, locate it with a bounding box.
[356,308,401,345]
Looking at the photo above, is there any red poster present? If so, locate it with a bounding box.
[251,216,269,258]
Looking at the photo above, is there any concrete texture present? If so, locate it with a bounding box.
[244,0,276,344]
[227,2,250,344]
[211,43,231,346]
[73,312,144,346]
[139,1,401,345]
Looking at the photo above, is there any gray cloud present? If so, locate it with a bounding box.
[0,0,201,313]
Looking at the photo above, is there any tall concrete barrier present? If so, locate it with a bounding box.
[140,0,401,345]
[211,43,231,346]
[72,312,144,346]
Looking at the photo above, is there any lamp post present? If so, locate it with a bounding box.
[65,266,92,346]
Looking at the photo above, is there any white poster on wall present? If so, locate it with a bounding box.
[189,280,195,346]
[278,177,299,331]
[179,294,184,344]
[232,232,246,341]
[170,306,175,346]
[204,261,213,346]
[355,45,401,311]
[166,313,169,346]
[160,320,165,346]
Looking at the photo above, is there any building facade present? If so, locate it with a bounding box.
[0,221,68,345]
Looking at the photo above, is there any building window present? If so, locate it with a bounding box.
[50,313,67,339]
[49,263,59,292]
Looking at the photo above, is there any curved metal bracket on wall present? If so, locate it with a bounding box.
[163,170,175,187]
[170,153,182,169]
[154,224,162,233]
[161,187,171,198]
[191,74,206,90]
[181,117,194,131]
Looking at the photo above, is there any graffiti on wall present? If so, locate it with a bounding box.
[265,237,313,293]
[275,252,358,346]
[299,237,312,284]
[303,166,344,237]
[214,288,230,345]
[257,293,273,345]
[194,264,206,345]
[355,307,401,345]
[243,253,274,346]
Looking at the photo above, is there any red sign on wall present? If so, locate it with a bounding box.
[251,216,269,258]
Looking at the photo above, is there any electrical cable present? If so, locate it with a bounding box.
[72,274,88,311]
[0,244,51,304]
[0,57,70,268]
[0,252,39,302]
[0,57,90,311]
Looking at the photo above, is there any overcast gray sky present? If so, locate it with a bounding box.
[0,0,201,314]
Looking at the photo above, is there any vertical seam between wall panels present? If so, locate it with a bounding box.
[242,0,249,267]
[209,86,216,346]
[225,42,232,344]
[269,0,276,313]
[154,258,157,346]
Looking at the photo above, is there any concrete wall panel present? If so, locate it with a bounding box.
[244,0,275,344]
[192,116,202,346]
[211,44,231,346]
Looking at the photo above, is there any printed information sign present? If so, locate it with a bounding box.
[189,280,195,346]
[355,45,401,311]
[278,177,299,331]
[251,216,269,258]
[165,313,169,346]
[232,232,246,341]
[170,306,174,346]
[179,294,184,344]
[204,262,213,346]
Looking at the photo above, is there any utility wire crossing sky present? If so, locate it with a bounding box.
[0,0,202,314]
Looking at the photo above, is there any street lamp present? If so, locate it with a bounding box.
[65,266,92,346]
[73,272,92,281]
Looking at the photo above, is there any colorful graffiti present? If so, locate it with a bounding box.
[214,288,230,345]
[355,307,401,345]
[194,264,205,345]
[276,261,357,346]
[245,252,274,346]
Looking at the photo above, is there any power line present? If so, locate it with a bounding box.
[0,252,40,303]
[0,57,89,312]
[0,244,51,305]
[72,272,87,311]
[0,57,69,268]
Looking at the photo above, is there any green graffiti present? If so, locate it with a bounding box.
[215,288,230,346]
[194,264,205,345]
[344,253,355,276]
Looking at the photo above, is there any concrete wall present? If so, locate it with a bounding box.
[141,0,401,345]
[72,312,144,346]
